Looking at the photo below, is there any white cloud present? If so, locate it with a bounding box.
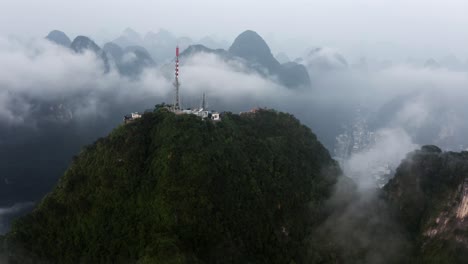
[342,128,418,189]
[0,36,171,125]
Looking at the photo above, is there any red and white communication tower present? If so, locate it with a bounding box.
[173,46,181,111]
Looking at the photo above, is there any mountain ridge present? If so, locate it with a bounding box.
[385,146,468,263]
[45,30,71,47]
[181,30,311,89]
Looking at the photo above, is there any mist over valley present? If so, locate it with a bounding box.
[1,1,468,262]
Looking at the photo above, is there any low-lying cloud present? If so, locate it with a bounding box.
[342,128,418,189]
[2,36,468,262]
[2,36,468,183]
[1,36,467,172]
[0,36,170,127]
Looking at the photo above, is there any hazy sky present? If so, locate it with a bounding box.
[1,0,468,59]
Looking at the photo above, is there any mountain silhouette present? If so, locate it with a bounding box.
[45,30,71,47]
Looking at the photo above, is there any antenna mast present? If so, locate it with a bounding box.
[173,46,181,111]
[201,92,206,110]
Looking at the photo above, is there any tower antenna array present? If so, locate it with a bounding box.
[173,46,181,111]
[201,92,206,110]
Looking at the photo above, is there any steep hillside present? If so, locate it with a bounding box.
[5,109,340,263]
[385,146,468,263]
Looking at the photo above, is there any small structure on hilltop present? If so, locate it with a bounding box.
[123,47,222,124]
[240,107,265,116]
[211,112,221,121]
[174,93,221,121]
[168,47,221,121]
[123,112,142,124]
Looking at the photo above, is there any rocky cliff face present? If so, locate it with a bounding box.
[385,146,468,263]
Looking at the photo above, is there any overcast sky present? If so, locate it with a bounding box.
[1,0,468,60]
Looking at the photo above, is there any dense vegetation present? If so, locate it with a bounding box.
[5,109,340,263]
[385,146,468,263]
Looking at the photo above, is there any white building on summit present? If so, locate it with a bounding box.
[123,112,142,124]
[124,46,221,123]
[211,112,221,121]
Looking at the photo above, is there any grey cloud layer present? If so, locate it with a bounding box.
[0,37,171,126]
[1,35,468,169]
[1,35,468,259]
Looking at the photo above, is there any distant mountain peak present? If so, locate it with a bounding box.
[176,30,310,89]
[144,29,176,43]
[229,30,279,72]
[71,36,110,72]
[124,45,155,65]
[45,30,71,47]
[424,58,440,69]
[112,28,143,49]
[297,47,348,72]
[70,36,101,54]
[179,44,232,62]
[231,30,268,47]
[123,27,138,33]
[103,42,124,61]
[122,28,141,39]
[228,30,310,88]
[181,44,213,55]
[103,42,155,76]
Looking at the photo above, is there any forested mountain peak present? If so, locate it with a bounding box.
[4,109,340,263]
